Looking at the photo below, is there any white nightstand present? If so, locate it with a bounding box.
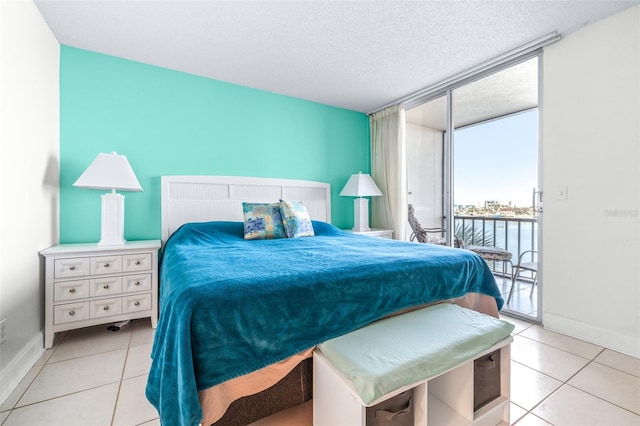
[40,240,161,348]
[346,228,394,239]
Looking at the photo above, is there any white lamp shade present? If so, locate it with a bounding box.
[339,172,382,197]
[73,152,142,192]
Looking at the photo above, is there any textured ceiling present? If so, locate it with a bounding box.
[35,0,638,113]
[406,57,538,130]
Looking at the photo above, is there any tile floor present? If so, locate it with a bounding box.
[1,316,639,425]
[0,319,158,426]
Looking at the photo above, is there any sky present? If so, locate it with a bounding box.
[454,109,538,207]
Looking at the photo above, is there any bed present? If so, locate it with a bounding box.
[145,176,504,426]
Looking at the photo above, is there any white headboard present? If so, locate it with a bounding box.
[161,175,331,243]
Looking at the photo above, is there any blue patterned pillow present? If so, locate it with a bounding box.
[279,200,315,238]
[242,202,287,240]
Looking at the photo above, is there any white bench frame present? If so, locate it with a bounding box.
[313,336,513,426]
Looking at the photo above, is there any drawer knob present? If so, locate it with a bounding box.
[103,263,110,268]
[103,306,109,311]
[103,284,109,289]
[69,266,75,271]
[69,288,76,293]
[69,310,75,316]
[135,261,141,265]
[134,281,140,286]
[134,301,140,306]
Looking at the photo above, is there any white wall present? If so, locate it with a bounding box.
[0,1,60,403]
[542,5,639,357]
[406,123,444,240]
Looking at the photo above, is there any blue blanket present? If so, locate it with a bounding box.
[146,221,503,426]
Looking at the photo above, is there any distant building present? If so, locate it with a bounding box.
[455,200,534,218]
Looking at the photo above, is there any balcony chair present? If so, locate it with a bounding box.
[408,204,462,247]
[507,250,538,304]
[465,244,513,278]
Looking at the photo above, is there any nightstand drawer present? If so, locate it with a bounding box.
[124,253,152,272]
[54,258,90,279]
[90,277,122,297]
[124,274,151,292]
[123,294,151,313]
[54,280,89,301]
[91,255,123,275]
[91,298,122,318]
[54,302,89,324]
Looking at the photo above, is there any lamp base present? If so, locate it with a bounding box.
[351,198,371,232]
[99,192,126,246]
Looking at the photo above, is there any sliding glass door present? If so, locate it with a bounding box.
[405,55,541,322]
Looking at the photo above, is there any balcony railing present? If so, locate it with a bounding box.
[454,215,538,276]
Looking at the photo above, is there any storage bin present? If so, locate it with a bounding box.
[366,390,413,426]
[474,349,501,411]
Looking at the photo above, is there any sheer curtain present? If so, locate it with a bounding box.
[370,104,407,240]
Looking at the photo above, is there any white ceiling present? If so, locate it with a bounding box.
[34,0,638,113]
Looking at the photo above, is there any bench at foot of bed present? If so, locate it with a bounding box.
[313,303,515,426]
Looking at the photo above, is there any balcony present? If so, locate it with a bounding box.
[454,215,538,318]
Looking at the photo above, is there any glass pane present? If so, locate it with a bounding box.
[405,95,447,242]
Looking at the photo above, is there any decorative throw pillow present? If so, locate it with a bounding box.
[242,202,287,240]
[279,200,315,238]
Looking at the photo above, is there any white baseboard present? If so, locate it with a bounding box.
[544,312,640,359]
[0,330,45,406]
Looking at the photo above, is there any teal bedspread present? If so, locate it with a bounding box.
[145,221,503,426]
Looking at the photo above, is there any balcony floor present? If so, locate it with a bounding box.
[494,275,538,318]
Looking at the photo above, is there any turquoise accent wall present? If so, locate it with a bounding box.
[60,46,370,243]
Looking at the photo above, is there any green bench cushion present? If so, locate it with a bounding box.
[317,303,515,405]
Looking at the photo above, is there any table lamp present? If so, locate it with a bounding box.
[339,172,382,232]
[73,152,142,246]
